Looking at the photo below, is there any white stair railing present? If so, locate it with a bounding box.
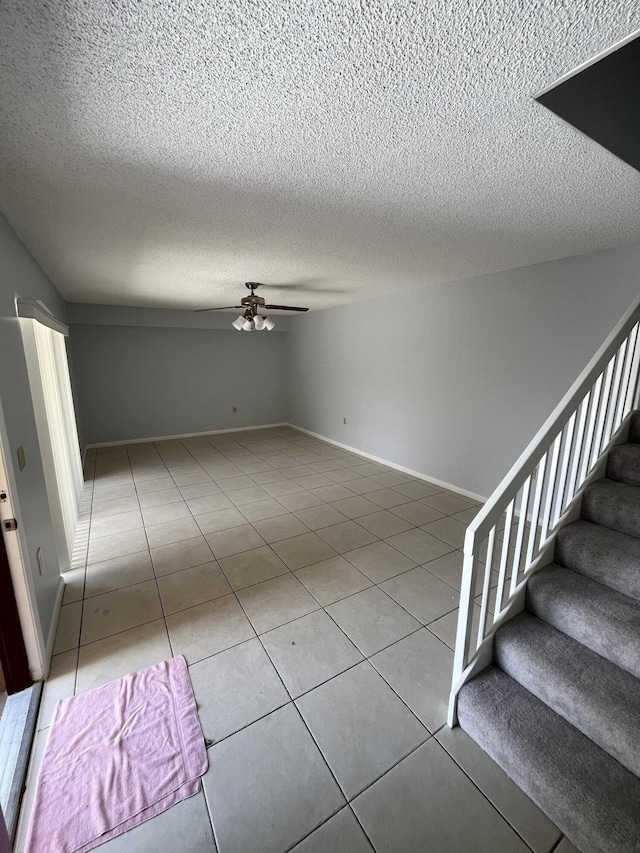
[448,294,640,725]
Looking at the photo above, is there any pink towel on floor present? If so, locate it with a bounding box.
[25,656,208,853]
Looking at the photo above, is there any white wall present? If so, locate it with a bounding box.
[68,312,290,445]
[288,244,640,498]
[0,213,67,645]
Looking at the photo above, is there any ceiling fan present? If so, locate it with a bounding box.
[195,282,309,331]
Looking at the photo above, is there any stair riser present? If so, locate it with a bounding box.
[607,446,640,486]
[629,412,640,443]
[555,523,640,602]
[582,487,640,539]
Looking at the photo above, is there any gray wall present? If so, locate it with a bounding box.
[288,243,640,499]
[0,213,67,643]
[69,321,289,445]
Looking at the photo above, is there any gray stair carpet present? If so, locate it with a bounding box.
[555,520,640,601]
[582,478,640,538]
[526,564,640,678]
[608,442,640,486]
[457,667,640,853]
[494,612,640,776]
[457,413,640,853]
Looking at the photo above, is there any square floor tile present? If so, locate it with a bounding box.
[174,469,218,486]
[422,516,467,548]
[91,496,141,522]
[343,541,416,583]
[370,628,454,732]
[166,594,255,664]
[290,807,373,853]
[316,521,378,553]
[236,574,319,634]
[203,704,344,853]
[80,580,162,645]
[427,604,483,650]
[218,475,255,493]
[89,509,143,540]
[452,506,480,525]
[366,488,412,509]
[186,493,234,516]
[355,510,414,538]
[326,587,421,657]
[87,527,148,564]
[218,546,290,590]
[390,501,444,526]
[100,790,216,852]
[240,498,289,522]
[205,524,265,559]
[84,551,154,598]
[141,500,191,527]
[93,483,136,503]
[422,492,475,515]
[340,478,381,495]
[157,561,231,614]
[295,473,335,489]
[137,487,184,509]
[53,601,83,654]
[311,484,355,502]
[262,610,363,697]
[262,479,307,497]
[135,476,174,495]
[370,472,411,487]
[145,516,202,548]
[190,638,289,743]
[179,480,222,500]
[352,739,530,853]
[195,506,248,535]
[329,496,380,519]
[381,567,459,624]
[76,619,172,694]
[294,504,349,530]
[393,480,441,499]
[278,490,327,511]
[422,550,465,589]
[151,535,215,576]
[295,556,372,606]
[227,486,270,506]
[385,529,455,563]
[435,725,561,853]
[297,661,428,799]
[252,513,310,543]
[272,532,338,570]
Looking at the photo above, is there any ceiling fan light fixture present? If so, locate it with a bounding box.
[232,315,245,331]
[263,316,275,331]
[253,315,265,330]
[242,317,253,331]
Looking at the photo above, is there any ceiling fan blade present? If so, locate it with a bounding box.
[194,306,243,312]
[263,304,309,312]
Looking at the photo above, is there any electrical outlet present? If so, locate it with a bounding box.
[232,406,237,413]
[37,547,44,575]
[343,417,347,425]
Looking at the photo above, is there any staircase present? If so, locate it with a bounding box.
[457,411,640,853]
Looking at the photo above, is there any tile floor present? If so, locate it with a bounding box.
[16,427,577,853]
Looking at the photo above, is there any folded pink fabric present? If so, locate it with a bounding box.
[25,656,208,853]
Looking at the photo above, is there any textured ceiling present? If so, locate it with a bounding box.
[0,1,639,312]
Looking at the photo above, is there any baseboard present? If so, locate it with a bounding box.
[86,422,290,449]
[287,423,487,504]
[44,577,65,679]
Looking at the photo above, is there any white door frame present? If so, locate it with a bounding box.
[0,396,45,681]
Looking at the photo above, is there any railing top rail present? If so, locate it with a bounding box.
[466,293,640,548]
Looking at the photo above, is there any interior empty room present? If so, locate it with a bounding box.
[0,2,639,853]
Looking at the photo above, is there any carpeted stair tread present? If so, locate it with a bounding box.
[458,667,640,853]
[555,520,640,601]
[629,411,640,444]
[494,612,640,777]
[581,478,640,539]
[607,443,640,486]
[526,564,640,679]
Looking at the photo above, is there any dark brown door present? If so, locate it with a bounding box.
[0,528,31,694]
